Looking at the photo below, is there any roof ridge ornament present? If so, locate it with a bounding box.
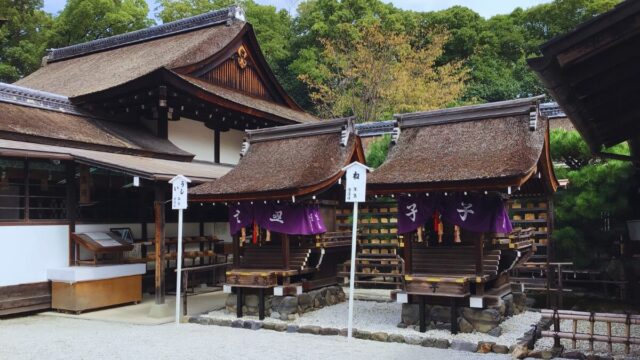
[246,117,354,144]
[46,6,243,63]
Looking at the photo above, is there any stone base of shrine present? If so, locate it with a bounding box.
[225,285,346,320]
[399,292,527,334]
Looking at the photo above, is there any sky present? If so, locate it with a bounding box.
[43,0,553,19]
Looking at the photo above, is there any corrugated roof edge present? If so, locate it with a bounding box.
[46,6,245,63]
[355,120,397,137]
[245,117,353,143]
[0,82,99,118]
[394,95,545,129]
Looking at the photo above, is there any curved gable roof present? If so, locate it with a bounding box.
[368,97,558,193]
[190,118,364,201]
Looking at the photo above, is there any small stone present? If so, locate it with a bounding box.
[219,319,233,327]
[245,294,259,307]
[511,344,529,359]
[430,305,451,323]
[450,340,477,352]
[487,326,503,337]
[477,342,495,354]
[403,335,423,345]
[298,293,312,305]
[298,325,321,335]
[277,296,298,315]
[286,325,299,333]
[458,317,474,333]
[397,322,408,329]
[225,294,237,308]
[562,351,586,360]
[271,312,280,319]
[371,332,388,342]
[436,339,450,349]
[421,338,437,348]
[250,322,262,330]
[492,344,509,354]
[262,322,276,330]
[274,323,287,332]
[401,303,420,325]
[339,328,348,337]
[242,321,253,329]
[354,330,371,340]
[319,327,340,336]
[389,334,405,343]
[231,320,243,328]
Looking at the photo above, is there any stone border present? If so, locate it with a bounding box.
[186,315,511,355]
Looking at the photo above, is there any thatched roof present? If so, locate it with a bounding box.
[0,83,193,160]
[173,73,318,123]
[190,118,365,201]
[16,21,244,98]
[0,139,229,183]
[368,97,558,193]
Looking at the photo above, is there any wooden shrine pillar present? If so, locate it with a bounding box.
[232,234,240,268]
[282,234,290,271]
[403,232,414,274]
[214,129,221,164]
[154,183,166,304]
[475,233,485,296]
[66,162,78,266]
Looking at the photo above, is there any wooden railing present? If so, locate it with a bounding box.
[541,309,640,354]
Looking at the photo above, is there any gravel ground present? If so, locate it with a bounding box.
[535,319,640,357]
[0,315,510,360]
[205,300,541,347]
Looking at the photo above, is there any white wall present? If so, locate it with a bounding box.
[220,129,244,164]
[168,118,244,165]
[169,118,215,162]
[0,225,69,286]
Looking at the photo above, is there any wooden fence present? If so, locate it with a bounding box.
[541,309,640,354]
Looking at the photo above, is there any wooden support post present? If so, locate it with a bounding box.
[154,184,166,305]
[553,309,561,348]
[475,233,485,296]
[66,162,77,266]
[232,234,240,268]
[236,287,243,318]
[419,295,426,333]
[182,271,188,316]
[282,233,290,270]
[258,288,265,320]
[404,232,413,274]
[214,129,221,164]
[451,299,459,335]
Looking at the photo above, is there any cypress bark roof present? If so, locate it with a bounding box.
[368,97,558,193]
[189,118,365,201]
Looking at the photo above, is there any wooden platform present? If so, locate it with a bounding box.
[0,282,51,316]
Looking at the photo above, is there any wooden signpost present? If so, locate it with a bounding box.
[342,161,371,339]
[169,174,191,325]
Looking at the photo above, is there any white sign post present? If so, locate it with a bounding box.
[169,174,191,325]
[342,161,371,339]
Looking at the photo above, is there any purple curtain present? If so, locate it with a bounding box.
[438,193,513,234]
[228,203,326,235]
[396,193,512,234]
[397,195,438,234]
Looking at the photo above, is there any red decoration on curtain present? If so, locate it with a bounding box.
[252,222,258,244]
[433,210,440,232]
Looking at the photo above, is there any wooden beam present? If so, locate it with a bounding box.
[154,184,166,305]
[66,162,77,266]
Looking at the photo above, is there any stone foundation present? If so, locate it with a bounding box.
[225,285,346,321]
[400,292,528,334]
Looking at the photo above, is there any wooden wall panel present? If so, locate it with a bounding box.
[200,58,275,103]
[0,282,51,316]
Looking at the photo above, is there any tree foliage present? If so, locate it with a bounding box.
[51,0,154,47]
[550,130,634,268]
[0,0,52,82]
[302,23,466,122]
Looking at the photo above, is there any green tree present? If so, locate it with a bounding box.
[51,0,154,47]
[550,129,634,268]
[366,134,391,168]
[0,0,52,82]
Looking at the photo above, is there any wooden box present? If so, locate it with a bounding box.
[52,275,142,313]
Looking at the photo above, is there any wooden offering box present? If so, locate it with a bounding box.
[47,264,145,313]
